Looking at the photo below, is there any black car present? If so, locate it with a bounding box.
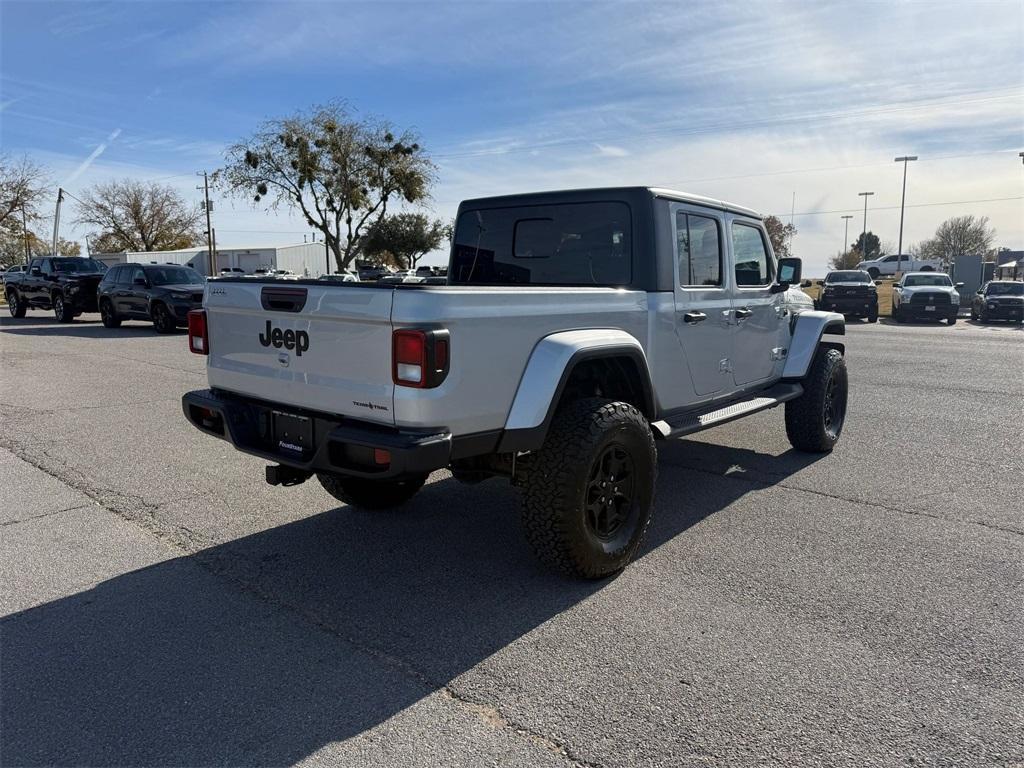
[97,263,205,333]
[5,257,107,322]
[971,281,1024,324]
[815,269,879,322]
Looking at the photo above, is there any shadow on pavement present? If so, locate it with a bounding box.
[1,441,823,766]
[0,315,181,338]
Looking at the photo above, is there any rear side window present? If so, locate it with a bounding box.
[450,202,631,286]
[732,223,774,287]
[116,267,133,285]
[101,266,119,284]
[676,212,722,287]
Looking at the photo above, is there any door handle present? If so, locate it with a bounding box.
[683,311,707,324]
[735,307,753,319]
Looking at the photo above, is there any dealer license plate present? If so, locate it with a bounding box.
[272,411,313,456]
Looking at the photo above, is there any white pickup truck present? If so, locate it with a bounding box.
[856,253,941,278]
[182,187,848,578]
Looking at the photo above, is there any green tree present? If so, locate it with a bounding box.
[0,221,79,268]
[361,213,450,270]
[849,231,882,260]
[763,215,797,258]
[216,102,435,272]
[74,179,202,252]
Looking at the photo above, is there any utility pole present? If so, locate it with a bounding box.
[21,203,31,263]
[197,171,216,275]
[858,192,874,261]
[894,156,918,275]
[52,187,65,257]
[841,214,853,254]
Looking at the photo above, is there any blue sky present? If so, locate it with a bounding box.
[2,0,1022,272]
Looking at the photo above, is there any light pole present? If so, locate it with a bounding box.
[894,156,918,274]
[858,192,874,261]
[841,214,853,254]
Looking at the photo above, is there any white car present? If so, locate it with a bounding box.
[856,254,941,279]
[2,264,27,285]
[892,272,962,325]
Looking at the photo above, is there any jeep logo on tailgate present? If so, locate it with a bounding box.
[259,321,310,356]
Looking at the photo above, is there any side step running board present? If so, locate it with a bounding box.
[651,382,804,439]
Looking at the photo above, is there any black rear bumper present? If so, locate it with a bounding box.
[182,389,453,480]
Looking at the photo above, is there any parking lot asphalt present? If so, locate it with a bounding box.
[1,312,1022,767]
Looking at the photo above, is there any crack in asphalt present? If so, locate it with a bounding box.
[0,503,95,528]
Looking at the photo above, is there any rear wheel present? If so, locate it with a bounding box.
[785,347,848,453]
[7,290,26,318]
[53,293,74,323]
[151,303,175,333]
[520,398,657,579]
[100,299,121,328]
[317,473,427,510]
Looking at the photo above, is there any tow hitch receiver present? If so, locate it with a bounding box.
[265,464,312,487]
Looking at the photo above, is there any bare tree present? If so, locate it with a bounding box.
[0,153,48,229]
[74,179,202,252]
[216,102,435,271]
[915,215,996,268]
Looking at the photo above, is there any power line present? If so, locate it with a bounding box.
[772,195,1024,219]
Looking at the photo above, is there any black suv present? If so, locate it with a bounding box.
[971,281,1024,324]
[97,263,205,332]
[815,270,879,322]
[5,257,107,322]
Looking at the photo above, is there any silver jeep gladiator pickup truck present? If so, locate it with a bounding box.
[182,187,847,578]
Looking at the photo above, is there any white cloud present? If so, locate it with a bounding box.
[595,144,629,158]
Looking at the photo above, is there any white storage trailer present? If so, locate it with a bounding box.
[91,242,333,277]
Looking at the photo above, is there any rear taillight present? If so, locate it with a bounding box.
[187,309,209,355]
[392,328,449,388]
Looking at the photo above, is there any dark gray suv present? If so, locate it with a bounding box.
[97,263,205,332]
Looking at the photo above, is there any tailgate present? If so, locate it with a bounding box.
[205,281,396,425]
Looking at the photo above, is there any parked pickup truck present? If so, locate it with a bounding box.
[182,187,848,578]
[892,271,962,324]
[5,256,107,322]
[856,253,941,279]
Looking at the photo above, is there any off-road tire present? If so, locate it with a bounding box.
[785,347,848,453]
[100,299,121,328]
[520,398,657,579]
[317,473,427,510]
[53,293,74,323]
[7,290,26,318]
[151,303,175,334]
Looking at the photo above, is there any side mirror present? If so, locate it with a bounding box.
[776,257,801,286]
[954,282,964,288]
[133,276,148,287]
[800,279,812,288]
[874,280,883,286]
[30,266,41,276]
[815,280,824,286]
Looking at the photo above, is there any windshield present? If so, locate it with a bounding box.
[986,282,1024,296]
[145,266,203,285]
[52,258,106,273]
[826,271,870,283]
[904,274,952,287]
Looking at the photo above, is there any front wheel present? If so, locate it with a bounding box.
[100,299,121,328]
[894,306,905,323]
[947,313,958,326]
[53,293,74,323]
[7,290,26,318]
[970,306,978,320]
[867,307,878,323]
[785,348,848,453]
[151,303,175,333]
[317,473,427,510]
[521,398,657,579]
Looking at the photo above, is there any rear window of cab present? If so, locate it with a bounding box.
[450,202,632,286]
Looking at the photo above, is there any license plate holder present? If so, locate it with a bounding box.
[925,305,935,312]
[272,411,313,457]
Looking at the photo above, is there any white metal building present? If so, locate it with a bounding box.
[93,242,333,277]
